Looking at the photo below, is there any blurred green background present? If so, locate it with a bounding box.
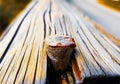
[0,0,31,36]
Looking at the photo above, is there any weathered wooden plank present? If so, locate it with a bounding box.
[65,1,120,76]
[0,0,120,83]
[85,22,120,64]
[34,1,50,84]
[1,4,38,83]
[93,21,120,46]
[58,0,120,77]
[0,1,44,84]
[0,0,38,61]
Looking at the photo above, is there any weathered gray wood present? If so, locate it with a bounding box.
[57,0,120,77]
[0,0,120,84]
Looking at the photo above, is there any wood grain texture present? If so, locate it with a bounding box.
[0,0,120,84]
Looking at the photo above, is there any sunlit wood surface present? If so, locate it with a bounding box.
[0,0,120,83]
